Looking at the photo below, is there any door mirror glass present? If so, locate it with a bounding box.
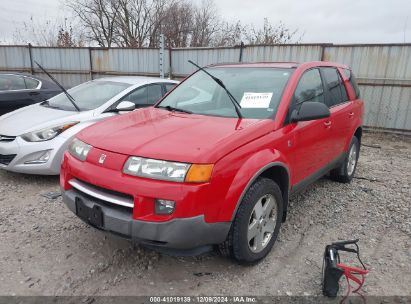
[291,101,330,122]
[116,101,136,111]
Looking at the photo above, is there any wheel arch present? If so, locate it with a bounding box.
[344,125,363,152]
[354,126,363,144]
[231,162,290,223]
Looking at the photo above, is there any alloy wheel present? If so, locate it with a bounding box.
[247,194,277,253]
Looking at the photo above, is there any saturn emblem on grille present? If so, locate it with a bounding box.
[98,154,107,164]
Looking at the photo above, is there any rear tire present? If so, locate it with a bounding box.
[330,136,360,183]
[219,177,283,264]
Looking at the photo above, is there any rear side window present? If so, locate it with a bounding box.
[24,77,40,89]
[321,67,348,107]
[343,69,361,99]
[294,68,325,104]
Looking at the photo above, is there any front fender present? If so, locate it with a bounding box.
[213,148,290,222]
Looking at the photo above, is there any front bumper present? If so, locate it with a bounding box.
[62,188,231,250]
[0,136,70,175]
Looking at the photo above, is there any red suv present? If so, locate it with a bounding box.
[61,61,363,263]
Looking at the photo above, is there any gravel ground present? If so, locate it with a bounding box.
[0,132,410,297]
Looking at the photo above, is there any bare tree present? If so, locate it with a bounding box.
[190,0,220,47]
[67,0,121,47]
[13,17,58,46]
[12,16,84,46]
[64,0,302,47]
[158,0,193,47]
[245,19,301,45]
[115,0,170,47]
[57,25,84,47]
[212,21,245,47]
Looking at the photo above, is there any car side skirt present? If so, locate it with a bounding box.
[290,152,346,196]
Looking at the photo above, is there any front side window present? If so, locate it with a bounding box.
[0,74,26,91]
[157,67,293,119]
[46,80,131,111]
[294,68,325,105]
[122,86,148,107]
[165,83,176,92]
[147,84,163,104]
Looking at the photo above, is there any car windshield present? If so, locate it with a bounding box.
[45,80,131,111]
[157,67,294,119]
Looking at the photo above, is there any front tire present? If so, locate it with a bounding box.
[220,178,283,264]
[330,136,360,183]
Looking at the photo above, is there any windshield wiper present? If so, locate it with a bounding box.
[34,61,80,112]
[158,105,192,114]
[188,60,242,119]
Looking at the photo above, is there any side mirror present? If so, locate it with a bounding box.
[116,101,136,112]
[291,101,330,123]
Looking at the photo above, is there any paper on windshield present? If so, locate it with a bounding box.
[240,92,273,108]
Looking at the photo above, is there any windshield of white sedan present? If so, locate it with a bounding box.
[157,67,293,119]
[45,81,131,111]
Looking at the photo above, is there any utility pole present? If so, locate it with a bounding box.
[159,34,165,78]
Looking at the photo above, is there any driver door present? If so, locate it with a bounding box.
[287,68,334,186]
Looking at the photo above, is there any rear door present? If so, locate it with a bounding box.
[23,76,55,103]
[320,67,353,157]
[288,68,334,184]
[0,74,35,115]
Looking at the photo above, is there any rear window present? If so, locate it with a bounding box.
[343,69,361,99]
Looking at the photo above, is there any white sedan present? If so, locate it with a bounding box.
[0,76,178,175]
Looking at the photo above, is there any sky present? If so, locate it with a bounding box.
[0,0,410,44]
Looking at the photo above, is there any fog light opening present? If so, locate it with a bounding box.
[24,150,51,164]
[155,199,175,215]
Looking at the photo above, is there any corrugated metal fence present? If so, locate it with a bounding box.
[0,43,410,131]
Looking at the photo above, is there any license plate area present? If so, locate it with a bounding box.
[75,197,104,228]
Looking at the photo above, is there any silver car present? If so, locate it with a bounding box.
[0,76,178,175]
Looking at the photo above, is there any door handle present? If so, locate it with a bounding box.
[324,121,332,128]
[348,112,354,117]
[29,91,40,96]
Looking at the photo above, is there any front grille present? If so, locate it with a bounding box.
[69,178,134,209]
[0,154,16,166]
[0,135,16,142]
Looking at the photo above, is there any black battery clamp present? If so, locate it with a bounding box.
[322,239,368,299]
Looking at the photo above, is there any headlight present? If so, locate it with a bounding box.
[68,138,92,161]
[123,157,190,182]
[21,122,79,142]
[123,156,214,183]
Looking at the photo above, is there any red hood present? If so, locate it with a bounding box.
[78,107,274,163]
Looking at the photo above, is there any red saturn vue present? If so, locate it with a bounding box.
[60,61,363,264]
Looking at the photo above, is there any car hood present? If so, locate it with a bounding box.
[0,103,91,136]
[78,107,274,163]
